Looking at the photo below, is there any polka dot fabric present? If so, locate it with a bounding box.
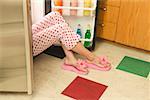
[32,11,80,56]
[32,11,65,35]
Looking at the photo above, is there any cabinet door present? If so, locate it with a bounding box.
[96,3,120,41]
[96,21,117,41]
[99,0,120,7]
[0,0,33,93]
[116,0,150,51]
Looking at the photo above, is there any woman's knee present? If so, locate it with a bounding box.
[53,11,62,17]
[48,11,61,18]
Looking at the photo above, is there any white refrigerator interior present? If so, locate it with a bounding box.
[51,0,97,46]
[31,0,45,24]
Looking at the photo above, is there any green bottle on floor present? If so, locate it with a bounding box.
[84,24,91,47]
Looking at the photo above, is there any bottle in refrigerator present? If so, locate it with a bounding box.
[77,0,84,16]
[70,0,78,16]
[84,24,91,47]
[84,0,92,16]
[76,24,82,38]
[53,0,63,14]
[62,0,70,16]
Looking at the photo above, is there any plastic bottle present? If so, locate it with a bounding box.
[62,0,70,16]
[84,0,92,16]
[76,24,82,38]
[70,0,78,16]
[84,24,91,47]
[54,0,63,14]
[77,0,84,16]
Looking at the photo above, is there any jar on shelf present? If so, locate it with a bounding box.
[53,0,63,14]
[77,0,84,16]
[84,0,92,16]
[70,0,78,16]
[62,0,71,16]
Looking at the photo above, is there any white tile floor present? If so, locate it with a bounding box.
[0,39,150,100]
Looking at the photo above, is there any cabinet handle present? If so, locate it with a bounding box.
[100,7,107,11]
[101,23,105,27]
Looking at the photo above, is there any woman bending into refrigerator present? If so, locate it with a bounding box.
[32,11,111,75]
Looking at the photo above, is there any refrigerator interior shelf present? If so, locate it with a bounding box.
[80,38,93,42]
[51,0,97,11]
[52,6,96,11]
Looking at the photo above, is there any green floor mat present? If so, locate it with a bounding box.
[116,56,150,78]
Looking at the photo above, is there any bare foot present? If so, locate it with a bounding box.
[87,56,111,68]
[64,57,88,72]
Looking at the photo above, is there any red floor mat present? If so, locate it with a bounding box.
[62,76,108,100]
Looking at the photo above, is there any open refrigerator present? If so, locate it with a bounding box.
[44,0,98,58]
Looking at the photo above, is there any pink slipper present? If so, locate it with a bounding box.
[84,56,111,71]
[77,59,88,68]
[62,60,89,75]
[84,60,111,71]
[99,56,111,66]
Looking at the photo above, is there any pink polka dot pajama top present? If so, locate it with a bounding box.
[32,11,80,56]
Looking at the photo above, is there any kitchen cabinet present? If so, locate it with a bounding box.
[96,0,150,51]
[115,0,150,51]
[96,0,120,41]
[99,0,121,7]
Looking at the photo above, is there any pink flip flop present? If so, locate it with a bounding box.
[84,60,111,71]
[77,59,88,68]
[98,56,111,66]
[62,60,89,75]
[84,56,111,71]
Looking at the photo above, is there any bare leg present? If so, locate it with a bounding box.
[71,42,110,67]
[72,42,95,61]
[62,45,87,71]
[62,45,77,65]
